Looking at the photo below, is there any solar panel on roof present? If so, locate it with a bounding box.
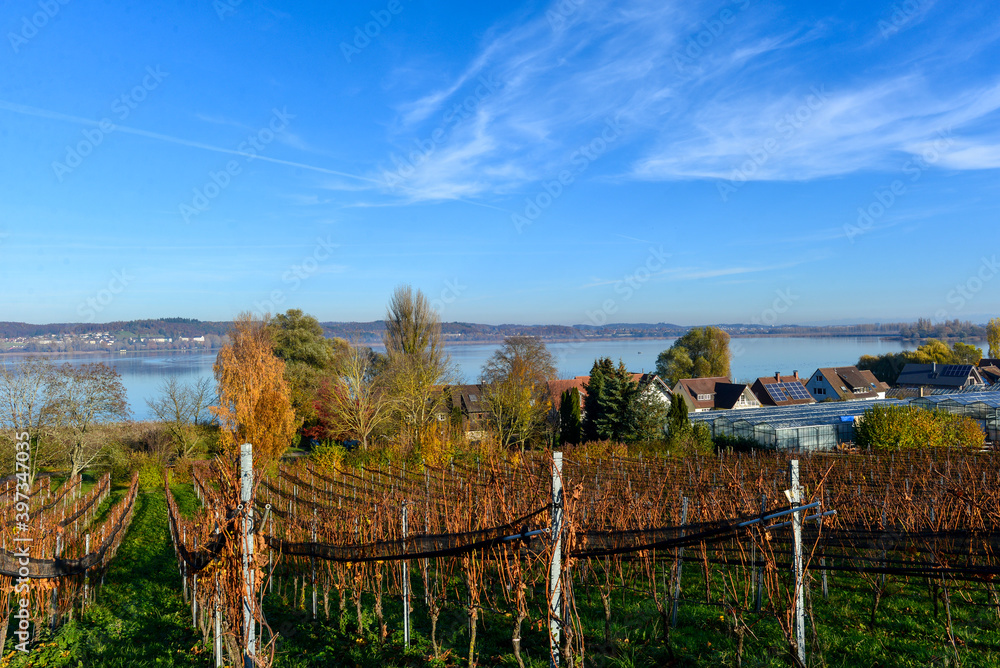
[782,382,812,400]
[941,365,972,377]
[765,384,788,402]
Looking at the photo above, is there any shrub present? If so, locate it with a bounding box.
[855,404,984,450]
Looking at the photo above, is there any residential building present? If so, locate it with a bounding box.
[805,366,890,401]
[895,363,984,391]
[751,371,816,407]
[673,377,759,412]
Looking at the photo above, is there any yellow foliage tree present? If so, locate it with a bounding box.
[210,312,296,464]
[988,317,1000,359]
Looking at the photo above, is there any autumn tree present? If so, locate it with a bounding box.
[315,345,393,450]
[145,376,215,458]
[47,362,131,478]
[383,285,453,446]
[987,317,1000,358]
[480,336,557,449]
[268,309,348,430]
[655,326,731,385]
[211,312,296,463]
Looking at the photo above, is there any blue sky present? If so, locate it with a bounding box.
[1,0,998,326]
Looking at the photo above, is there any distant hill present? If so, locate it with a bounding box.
[0,317,987,347]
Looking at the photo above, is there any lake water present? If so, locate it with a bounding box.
[1,337,972,420]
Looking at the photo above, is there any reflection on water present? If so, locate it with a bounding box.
[2,337,976,421]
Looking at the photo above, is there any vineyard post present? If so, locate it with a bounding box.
[549,451,564,668]
[312,507,317,619]
[193,535,199,628]
[790,460,806,666]
[755,494,766,612]
[402,499,410,648]
[671,496,688,628]
[84,533,90,609]
[183,527,188,603]
[821,489,829,600]
[215,572,222,668]
[240,443,256,668]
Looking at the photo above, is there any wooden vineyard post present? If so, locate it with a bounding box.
[402,499,410,648]
[790,460,806,666]
[549,452,564,668]
[671,497,688,628]
[240,443,256,668]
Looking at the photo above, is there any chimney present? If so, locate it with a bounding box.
[932,362,937,373]
[793,370,799,380]
[775,372,781,382]
[920,386,927,398]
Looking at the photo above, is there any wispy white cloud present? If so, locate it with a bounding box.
[370,0,1000,200]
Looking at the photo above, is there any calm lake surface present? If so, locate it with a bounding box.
[2,337,973,420]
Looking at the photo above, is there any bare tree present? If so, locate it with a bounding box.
[316,346,393,449]
[383,285,454,445]
[48,362,131,478]
[0,357,61,483]
[146,376,215,458]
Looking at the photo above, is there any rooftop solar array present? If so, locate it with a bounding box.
[940,364,973,377]
[764,381,811,402]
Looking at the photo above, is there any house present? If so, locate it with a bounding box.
[895,363,984,391]
[631,372,673,406]
[434,384,490,441]
[805,366,890,401]
[977,359,1000,385]
[547,377,590,412]
[751,372,816,407]
[673,377,759,412]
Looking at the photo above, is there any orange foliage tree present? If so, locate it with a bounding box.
[210,312,296,463]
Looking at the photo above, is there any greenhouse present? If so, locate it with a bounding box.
[911,392,1000,441]
[690,399,910,452]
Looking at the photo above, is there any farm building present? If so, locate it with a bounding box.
[689,399,910,452]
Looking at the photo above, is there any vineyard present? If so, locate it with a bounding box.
[0,469,140,652]
[163,446,1000,667]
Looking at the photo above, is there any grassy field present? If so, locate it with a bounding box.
[4,485,1000,667]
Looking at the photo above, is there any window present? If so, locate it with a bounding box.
[697,393,712,401]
